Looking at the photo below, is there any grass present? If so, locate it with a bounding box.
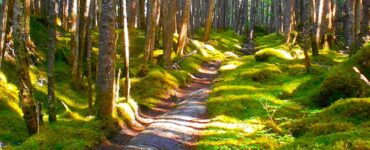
[198,32,369,149]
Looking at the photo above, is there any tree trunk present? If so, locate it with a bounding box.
[96,0,117,119]
[345,0,355,54]
[176,0,191,55]
[129,0,138,28]
[203,0,215,42]
[359,0,369,45]
[249,0,258,44]
[70,0,79,88]
[0,0,8,68]
[302,0,312,73]
[122,0,131,101]
[47,0,57,123]
[161,0,177,67]
[143,0,160,62]
[75,0,90,89]
[86,0,96,114]
[139,0,146,28]
[13,0,39,135]
[61,0,68,31]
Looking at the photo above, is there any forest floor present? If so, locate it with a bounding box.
[100,61,221,150]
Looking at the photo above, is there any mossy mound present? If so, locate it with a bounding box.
[284,98,370,149]
[255,48,293,62]
[317,45,370,107]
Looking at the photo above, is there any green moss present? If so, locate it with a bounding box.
[255,48,293,62]
[317,45,370,107]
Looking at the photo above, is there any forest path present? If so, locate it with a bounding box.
[124,61,220,150]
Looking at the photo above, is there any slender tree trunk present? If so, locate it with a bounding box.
[143,0,160,62]
[61,0,68,31]
[96,0,117,119]
[176,0,191,55]
[128,0,138,28]
[139,0,146,28]
[161,0,177,67]
[75,0,90,89]
[359,0,369,45]
[70,0,79,88]
[203,0,215,42]
[122,0,131,101]
[345,0,355,54]
[86,0,96,114]
[302,0,312,73]
[47,0,57,123]
[0,0,8,68]
[314,0,324,52]
[13,0,39,135]
[248,0,258,44]
[118,0,124,28]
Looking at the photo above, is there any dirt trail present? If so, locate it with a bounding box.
[122,61,220,150]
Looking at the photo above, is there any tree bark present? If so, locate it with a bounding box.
[13,0,39,135]
[176,0,191,55]
[143,0,160,62]
[203,0,215,42]
[139,0,146,28]
[359,0,369,45]
[47,0,57,123]
[96,0,117,119]
[86,0,96,114]
[61,0,68,31]
[345,0,355,54]
[128,0,138,28]
[70,0,79,88]
[0,0,8,68]
[248,0,258,44]
[122,0,131,101]
[161,0,177,67]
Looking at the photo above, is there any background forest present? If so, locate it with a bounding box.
[0,0,369,149]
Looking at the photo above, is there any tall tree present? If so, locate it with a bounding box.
[96,0,117,119]
[248,0,258,44]
[203,0,215,42]
[122,0,131,101]
[70,0,79,88]
[161,0,177,67]
[143,0,160,62]
[128,0,138,28]
[76,0,90,89]
[359,0,369,45]
[139,0,146,28]
[47,0,57,122]
[13,0,38,134]
[301,0,312,73]
[0,0,8,67]
[345,0,355,54]
[86,0,96,114]
[176,0,191,55]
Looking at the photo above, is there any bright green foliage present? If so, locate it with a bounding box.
[198,33,369,149]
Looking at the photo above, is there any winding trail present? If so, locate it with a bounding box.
[124,61,220,150]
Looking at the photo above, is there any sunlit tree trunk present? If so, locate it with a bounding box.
[96,0,117,119]
[61,0,68,31]
[143,0,160,62]
[203,0,215,42]
[122,0,131,101]
[176,0,191,55]
[47,0,57,123]
[0,0,8,67]
[13,0,39,135]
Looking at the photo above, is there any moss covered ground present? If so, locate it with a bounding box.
[0,18,243,149]
[197,31,370,149]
